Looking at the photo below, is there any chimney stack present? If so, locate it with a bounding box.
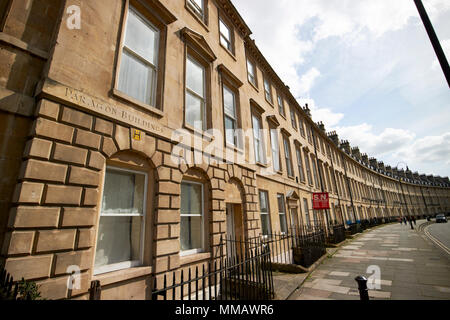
[327,131,339,146]
[369,158,378,169]
[303,104,311,117]
[340,140,351,155]
[317,121,326,133]
[351,147,361,160]
[361,153,369,165]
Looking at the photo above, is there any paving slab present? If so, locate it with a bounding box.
[288,221,450,300]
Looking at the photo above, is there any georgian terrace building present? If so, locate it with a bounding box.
[0,0,449,300]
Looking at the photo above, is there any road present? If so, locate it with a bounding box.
[425,221,450,255]
[289,221,450,300]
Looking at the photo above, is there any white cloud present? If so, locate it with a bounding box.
[400,133,450,165]
[334,123,416,157]
[233,0,450,176]
[235,0,449,95]
[299,98,344,128]
[298,67,321,96]
[318,119,450,176]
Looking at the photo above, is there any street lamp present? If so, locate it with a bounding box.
[414,0,450,88]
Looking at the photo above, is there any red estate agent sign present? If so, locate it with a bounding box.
[312,192,330,210]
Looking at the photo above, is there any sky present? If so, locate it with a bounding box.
[233,0,450,177]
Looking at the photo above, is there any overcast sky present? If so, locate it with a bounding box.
[233,0,450,177]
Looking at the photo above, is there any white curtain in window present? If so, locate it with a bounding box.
[125,9,158,64]
[181,183,203,251]
[185,92,204,130]
[225,117,235,145]
[95,216,142,268]
[102,170,144,214]
[271,129,280,172]
[252,115,263,163]
[186,58,204,97]
[259,191,271,235]
[224,86,236,145]
[284,138,293,176]
[186,57,205,130]
[118,50,154,105]
[278,195,287,233]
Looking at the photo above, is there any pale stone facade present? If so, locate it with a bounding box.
[0,0,449,300]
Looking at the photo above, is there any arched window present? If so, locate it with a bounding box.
[93,152,155,275]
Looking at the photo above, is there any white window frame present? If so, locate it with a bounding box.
[283,136,294,177]
[277,194,287,234]
[299,117,305,136]
[188,0,204,18]
[277,95,285,117]
[223,84,238,147]
[270,129,281,172]
[252,113,266,164]
[290,108,297,130]
[94,166,148,275]
[264,77,273,103]
[180,180,205,256]
[247,59,257,86]
[219,18,232,52]
[117,5,160,107]
[305,150,313,186]
[259,190,271,236]
[185,55,207,131]
[303,198,311,227]
[311,155,319,188]
[296,147,305,182]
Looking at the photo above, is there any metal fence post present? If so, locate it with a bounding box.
[355,276,369,301]
[89,280,101,300]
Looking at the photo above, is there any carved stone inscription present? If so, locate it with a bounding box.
[58,85,165,136]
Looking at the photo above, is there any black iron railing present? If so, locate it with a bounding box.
[151,237,274,300]
[330,224,346,244]
[262,225,326,268]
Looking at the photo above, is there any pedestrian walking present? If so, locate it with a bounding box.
[409,216,414,230]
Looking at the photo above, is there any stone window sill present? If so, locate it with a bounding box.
[92,266,152,287]
[256,162,269,168]
[220,43,237,61]
[112,88,164,118]
[226,144,244,155]
[248,80,259,92]
[183,123,215,142]
[180,252,211,266]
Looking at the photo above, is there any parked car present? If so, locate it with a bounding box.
[436,214,448,223]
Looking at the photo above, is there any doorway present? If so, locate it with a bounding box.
[226,203,244,257]
[289,207,299,233]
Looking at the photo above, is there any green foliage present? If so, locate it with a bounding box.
[0,273,43,301]
[17,278,43,300]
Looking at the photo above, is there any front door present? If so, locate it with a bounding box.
[289,207,299,232]
[226,203,244,258]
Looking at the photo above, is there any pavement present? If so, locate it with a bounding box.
[273,220,450,300]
